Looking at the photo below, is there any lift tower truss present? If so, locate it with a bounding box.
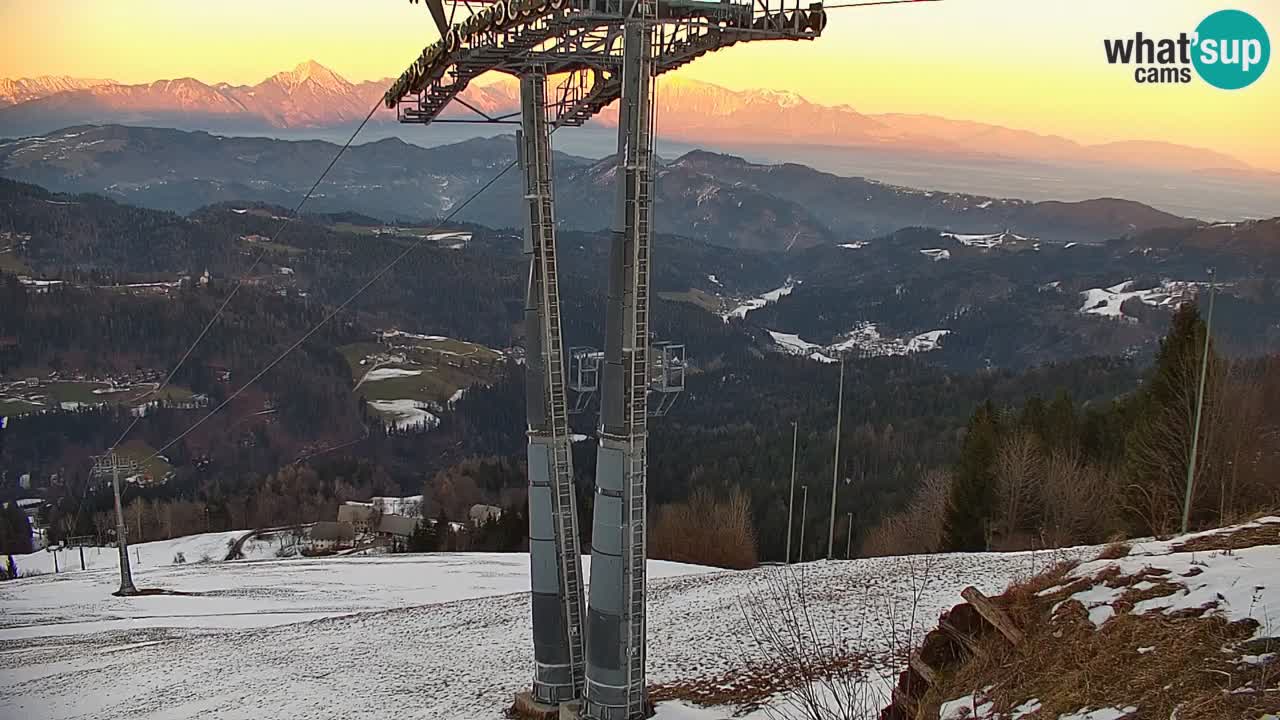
[520,68,588,705]
[586,9,656,717]
[388,1,824,717]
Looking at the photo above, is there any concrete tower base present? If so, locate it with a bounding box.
[512,692,561,720]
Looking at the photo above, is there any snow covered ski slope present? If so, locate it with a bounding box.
[0,543,1084,720]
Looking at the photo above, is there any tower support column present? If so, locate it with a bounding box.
[520,69,587,708]
[586,13,656,720]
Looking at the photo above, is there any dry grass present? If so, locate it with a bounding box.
[649,487,758,569]
[1096,541,1132,560]
[649,652,865,710]
[1000,558,1081,610]
[1174,521,1280,553]
[919,560,1280,720]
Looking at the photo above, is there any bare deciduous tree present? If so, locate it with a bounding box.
[994,430,1042,549]
[92,511,112,545]
[739,567,884,720]
[650,486,757,569]
[1041,450,1111,547]
[738,558,938,720]
[860,469,951,557]
[1125,335,1229,535]
[1216,364,1269,524]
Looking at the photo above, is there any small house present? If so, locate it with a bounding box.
[376,513,418,551]
[337,503,376,532]
[469,504,503,527]
[308,521,355,552]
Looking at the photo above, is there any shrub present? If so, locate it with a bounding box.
[650,486,758,569]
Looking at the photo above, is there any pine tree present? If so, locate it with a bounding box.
[944,401,1001,551]
[0,503,34,556]
[1043,390,1078,452]
[408,519,438,553]
[1123,303,1219,535]
[436,509,455,552]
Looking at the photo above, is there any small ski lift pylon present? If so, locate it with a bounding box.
[568,343,685,416]
[648,341,685,416]
[568,346,601,414]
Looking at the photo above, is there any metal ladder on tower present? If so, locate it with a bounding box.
[623,6,656,715]
[530,74,587,698]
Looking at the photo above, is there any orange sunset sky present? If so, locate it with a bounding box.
[2,0,1277,170]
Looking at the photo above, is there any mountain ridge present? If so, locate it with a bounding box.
[0,124,1201,252]
[0,61,1260,175]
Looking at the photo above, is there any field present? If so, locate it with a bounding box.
[237,235,304,255]
[0,379,197,418]
[658,288,727,314]
[112,439,175,482]
[0,532,1088,720]
[0,398,43,416]
[340,336,503,427]
[330,223,473,250]
[0,249,30,274]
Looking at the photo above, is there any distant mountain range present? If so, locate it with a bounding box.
[0,124,1199,250]
[0,61,1261,175]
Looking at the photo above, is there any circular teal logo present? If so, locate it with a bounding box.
[1193,9,1270,89]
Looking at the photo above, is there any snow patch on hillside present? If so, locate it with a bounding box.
[723,278,797,320]
[769,324,950,362]
[11,529,283,576]
[367,399,439,430]
[767,330,819,354]
[920,248,951,261]
[1078,280,1202,320]
[429,231,470,250]
[345,495,425,517]
[941,230,1036,248]
[767,330,837,363]
[905,329,951,353]
[830,323,950,357]
[1044,516,1280,639]
[362,367,422,382]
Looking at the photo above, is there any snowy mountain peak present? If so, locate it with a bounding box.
[267,60,352,93]
[0,76,117,106]
[746,88,807,108]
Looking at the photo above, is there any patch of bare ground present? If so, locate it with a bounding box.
[919,561,1280,720]
[116,588,200,597]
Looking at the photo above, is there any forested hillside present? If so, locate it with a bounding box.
[0,125,1198,250]
[866,305,1280,559]
[1,171,1277,566]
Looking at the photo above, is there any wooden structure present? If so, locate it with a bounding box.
[878,586,1025,720]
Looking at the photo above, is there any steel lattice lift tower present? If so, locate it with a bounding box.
[386,0,825,716]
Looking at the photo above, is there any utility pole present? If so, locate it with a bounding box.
[845,511,853,559]
[1182,269,1216,535]
[798,485,809,563]
[828,355,844,559]
[786,421,798,564]
[93,453,138,596]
